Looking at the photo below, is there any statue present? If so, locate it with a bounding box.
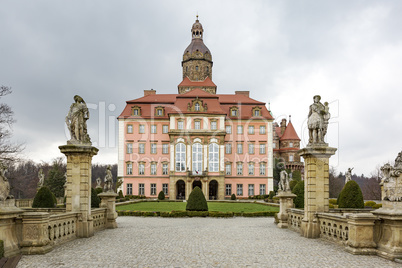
[65,95,91,145]
[0,162,13,201]
[96,177,102,188]
[279,169,291,192]
[37,168,45,188]
[345,167,354,184]
[307,95,330,146]
[380,151,402,201]
[103,165,114,193]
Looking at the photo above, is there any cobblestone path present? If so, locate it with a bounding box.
[17,217,401,267]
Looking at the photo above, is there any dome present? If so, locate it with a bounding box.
[183,16,212,59]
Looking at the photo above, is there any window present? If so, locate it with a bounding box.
[248,163,254,175]
[139,183,144,195]
[248,143,254,154]
[260,125,266,134]
[126,143,133,154]
[254,110,260,116]
[225,184,232,196]
[260,144,266,154]
[156,108,164,116]
[211,121,217,130]
[162,125,169,133]
[237,163,243,175]
[150,183,156,195]
[237,184,243,196]
[126,162,132,175]
[289,155,294,162]
[139,163,145,175]
[226,125,232,134]
[289,142,293,147]
[260,162,266,175]
[151,163,156,175]
[195,103,200,111]
[252,107,261,117]
[151,125,157,134]
[209,143,219,172]
[192,143,203,174]
[195,120,201,130]
[162,163,168,175]
[132,107,140,116]
[175,143,186,172]
[237,143,243,154]
[273,143,276,149]
[178,121,184,130]
[237,125,243,134]
[162,144,169,154]
[225,163,232,175]
[225,143,232,154]
[127,125,133,134]
[126,183,132,195]
[248,125,254,134]
[260,184,266,195]
[139,143,145,154]
[248,184,254,196]
[231,108,238,116]
[163,183,169,195]
[151,143,157,154]
[139,125,145,134]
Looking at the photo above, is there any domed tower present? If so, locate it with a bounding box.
[179,16,216,94]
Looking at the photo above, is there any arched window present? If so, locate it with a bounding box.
[175,143,186,172]
[192,143,203,175]
[195,103,200,111]
[209,143,219,172]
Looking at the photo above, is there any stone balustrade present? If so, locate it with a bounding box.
[316,212,349,246]
[48,212,79,246]
[288,208,303,233]
[92,208,107,232]
[15,199,33,208]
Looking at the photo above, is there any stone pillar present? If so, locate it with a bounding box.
[20,212,53,255]
[0,203,22,257]
[99,192,118,229]
[277,191,296,228]
[59,144,98,238]
[346,213,377,255]
[299,146,336,238]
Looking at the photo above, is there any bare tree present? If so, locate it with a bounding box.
[0,86,23,161]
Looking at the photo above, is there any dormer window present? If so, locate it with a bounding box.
[230,107,239,117]
[132,106,141,116]
[155,106,164,116]
[252,106,262,117]
[195,103,200,111]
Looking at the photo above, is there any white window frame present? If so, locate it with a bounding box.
[139,183,144,195]
[225,143,232,154]
[127,125,133,134]
[162,125,169,133]
[248,125,254,134]
[237,163,243,175]
[162,163,168,175]
[151,143,157,154]
[260,125,266,134]
[226,125,232,134]
[139,143,145,154]
[163,183,169,195]
[151,125,157,134]
[248,184,254,196]
[178,121,184,130]
[208,143,219,172]
[260,163,266,175]
[248,163,255,175]
[260,143,266,154]
[139,125,145,134]
[127,143,133,154]
[162,144,169,154]
[211,121,217,130]
[150,183,156,195]
[225,163,231,175]
[225,184,232,196]
[248,143,254,154]
[126,162,132,175]
[151,163,156,175]
[237,125,243,134]
[192,143,203,175]
[195,120,201,130]
[175,143,186,172]
[237,143,243,154]
[260,184,266,195]
[237,184,243,196]
[126,183,132,195]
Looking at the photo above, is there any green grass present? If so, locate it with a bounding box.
[116,201,279,213]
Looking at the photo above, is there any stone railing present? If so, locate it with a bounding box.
[48,212,79,245]
[316,212,349,246]
[288,208,304,233]
[92,208,107,232]
[15,199,33,208]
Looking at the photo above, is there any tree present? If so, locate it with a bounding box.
[292,181,304,209]
[158,190,165,200]
[0,86,23,161]
[32,186,57,208]
[44,158,66,197]
[338,180,364,208]
[186,186,208,211]
[91,188,101,208]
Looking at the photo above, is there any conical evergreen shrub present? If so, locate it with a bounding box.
[292,181,304,209]
[186,186,208,211]
[91,188,101,208]
[338,180,364,208]
[32,186,57,208]
[231,193,236,200]
[158,191,165,200]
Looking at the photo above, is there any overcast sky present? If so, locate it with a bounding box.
[1,0,402,176]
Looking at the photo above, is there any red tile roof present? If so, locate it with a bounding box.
[280,121,300,141]
[178,77,216,87]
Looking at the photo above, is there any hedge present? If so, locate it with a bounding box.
[186,186,208,211]
[32,186,57,208]
[116,210,275,217]
[338,181,364,208]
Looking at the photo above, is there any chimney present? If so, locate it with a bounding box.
[235,91,249,97]
[144,89,156,96]
[280,118,287,135]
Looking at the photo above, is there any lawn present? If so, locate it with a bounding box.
[116,201,279,213]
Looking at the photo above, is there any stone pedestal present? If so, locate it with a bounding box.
[0,202,22,257]
[99,192,118,229]
[20,212,52,255]
[346,213,377,255]
[299,146,336,238]
[59,144,98,238]
[277,191,296,228]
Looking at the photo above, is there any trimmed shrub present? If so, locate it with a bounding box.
[338,180,364,208]
[329,199,338,205]
[268,191,275,199]
[0,240,4,258]
[118,190,124,199]
[208,211,233,217]
[95,187,103,195]
[373,203,382,209]
[329,204,334,209]
[187,211,209,217]
[91,188,101,208]
[243,211,275,217]
[231,193,236,200]
[186,186,208,211]
[292,181,304,209]
[365,201,377,207]
[158,191,165,201]
[160,211,170,217]
[170,211,188,217]
[32,186,57,208]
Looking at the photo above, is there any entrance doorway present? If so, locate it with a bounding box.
[176,180,185,200]
[192,180,202,190]
[209,180,218,200]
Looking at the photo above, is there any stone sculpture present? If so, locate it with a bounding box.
[307,95,330,146]
[37,168,44,188]
[65,95,91,145]
[279,169,291,192]
[380,151,402,201]
[0,162,13,201]
[96,177,102,188]
[345,167,354,184]
[103,165,114,193]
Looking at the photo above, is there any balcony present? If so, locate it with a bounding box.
[187,170,208,177]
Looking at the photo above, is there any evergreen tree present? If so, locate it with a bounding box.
[32,186,57,208]
[292,181,304,209]
[338,180,364,208]
[44,158,66,197]
[186,186,208,211]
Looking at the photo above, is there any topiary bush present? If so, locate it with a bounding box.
[373,203,382,209]
[364,201,376,207]
[268,191,275,199]
[118,190,124,199]
[158,191,165,200]
[329,199,338,205]
[32,186,57,208]
[338,180,364,208]
[292,181,304,209]
[95,187,103,195]
[91,188,101,208]
[231,193,236,200]
[186,186,208,211]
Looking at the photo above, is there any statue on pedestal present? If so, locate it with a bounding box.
[65,95,91,145]
[345,167,354,184]
[279,168,291,192]
[380,151,402,201]
[37,168,44,189]
[0,162,13,201]
[307,95,330,146]
[103,165,114,193]
[96,177,102,189]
